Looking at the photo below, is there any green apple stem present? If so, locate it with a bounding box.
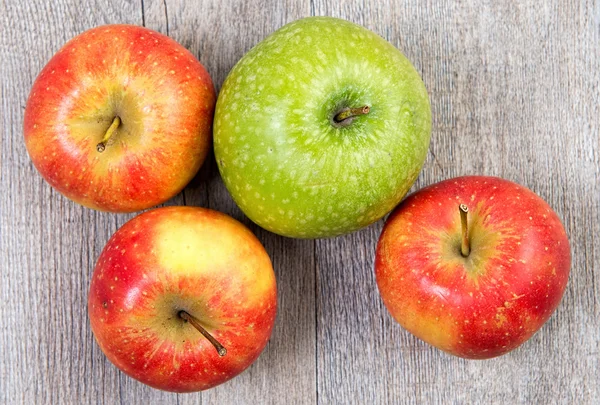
[333,106,370,124]
[459,204,470,257]
[96,116,121,153]
[178,310,227,357]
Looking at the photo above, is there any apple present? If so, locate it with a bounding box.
[24,24,216,212]
[375,176,571,359]
[214,16,431,238]
[88,206,277,392]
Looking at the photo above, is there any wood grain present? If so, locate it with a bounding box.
[313,1,600,404]
[1,0,598,404]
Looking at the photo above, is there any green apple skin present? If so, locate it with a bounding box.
[214,17,431,238]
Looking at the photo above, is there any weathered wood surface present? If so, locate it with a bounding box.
[1,0,598,404]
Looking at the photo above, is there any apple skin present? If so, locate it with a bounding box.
[24,25,215,212]
[88,207,277,392]
[214,16,431,238]
[375,176,570,359]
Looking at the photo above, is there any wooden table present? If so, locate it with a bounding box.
[1,1,598,403]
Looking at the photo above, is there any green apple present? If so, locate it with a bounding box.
[214,16,431,238]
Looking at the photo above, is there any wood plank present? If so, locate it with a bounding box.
[142,1,318,404]
[313,0,600,404]
[0,1,183,404]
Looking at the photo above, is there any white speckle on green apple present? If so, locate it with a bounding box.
[215,16,431,238]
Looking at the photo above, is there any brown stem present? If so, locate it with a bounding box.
[333,106,370,123]
[96,116,121,152]
[459,204,470,257]
[178,310,227,356]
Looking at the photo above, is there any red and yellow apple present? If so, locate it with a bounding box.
[375,176,570,359]
[88,207,277,392]
[24,24,215,212]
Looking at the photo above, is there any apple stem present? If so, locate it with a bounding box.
[96,116,121,153]
[178,310,227,357]
[333,106,370,124]
[459,204,470,257]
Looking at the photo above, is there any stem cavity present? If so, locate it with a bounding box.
[96,116,121,153]
[459,204,470,257]
[178,310,227,357]
[333,106,370,125]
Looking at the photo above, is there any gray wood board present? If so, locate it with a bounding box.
[1,0,598,404]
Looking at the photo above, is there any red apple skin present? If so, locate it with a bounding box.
[375,176,570,359]
[24,25,215,212]
[88,207,277,392]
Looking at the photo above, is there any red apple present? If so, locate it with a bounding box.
[88,206,277,392]
[375,176,570,359]
[23,25,215,212]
